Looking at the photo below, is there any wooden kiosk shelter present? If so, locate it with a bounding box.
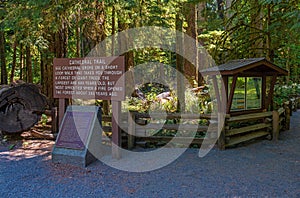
[202,58,288,149]
[202,58,288,115]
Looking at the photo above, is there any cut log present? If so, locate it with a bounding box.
[0,83,47,133]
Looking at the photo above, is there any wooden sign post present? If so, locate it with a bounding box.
[53,56,125,162]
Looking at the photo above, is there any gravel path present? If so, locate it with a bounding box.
[0,111,299,197]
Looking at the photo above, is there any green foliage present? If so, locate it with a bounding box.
[0,0,298,111]
[41,114,48,126]
[273,83,300,108]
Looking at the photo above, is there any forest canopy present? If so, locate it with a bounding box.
[0,0,299,102]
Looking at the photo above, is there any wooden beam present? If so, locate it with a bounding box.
[227,74,238,114]
[226,131,269,147]
[222,75,228,105]
[227,111,272,122]
[226,123,272,137]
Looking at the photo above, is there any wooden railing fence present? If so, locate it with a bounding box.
[127,112,217,149]
[48,97,299,150]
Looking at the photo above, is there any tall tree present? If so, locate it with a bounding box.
[183,2,198,85]
[0,1,7,84]
[0,29,7,84]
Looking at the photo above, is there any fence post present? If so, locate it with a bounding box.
[128,111,136,149]
[272,110,279,141]
[51,107,58,134]
[217,114,226,150]
[284,103,291,130]
[288,100,293,116]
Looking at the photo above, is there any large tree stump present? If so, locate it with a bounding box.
[0,83,47,133]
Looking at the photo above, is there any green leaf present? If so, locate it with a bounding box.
[8,144,16,150]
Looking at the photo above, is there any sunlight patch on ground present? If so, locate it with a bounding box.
[0,140,54,161]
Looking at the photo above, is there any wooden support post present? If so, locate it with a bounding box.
[128,111,136,149]
[227,75,238,114]
[285,103,291,130]
[51,107,58,134]
[272,110,279,141]
[288,100,293,116]
[217,114,226,150]
[112,101,121,159]
[58,98,66,128]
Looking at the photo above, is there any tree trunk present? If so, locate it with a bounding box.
[196,2,206,85]
[82,1,106,56]
[0,29,7,84]
[76,7,81,57]
[111,5,116,55]
[216,0,224,19]
[183,3,198,82]
[266,4,274,62]
[250,0,264,57]
[10,39,17,83]
[286,47,290,83]
[26,45,33,83]
[117,11,135,99]
[225,0,233,19]
[176,11,185,112]
[19,43,24,80]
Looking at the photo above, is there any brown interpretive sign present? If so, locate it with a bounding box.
[53,56,125,101]
[56,111,95,150]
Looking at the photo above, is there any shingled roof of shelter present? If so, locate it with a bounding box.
[201,58,288,76]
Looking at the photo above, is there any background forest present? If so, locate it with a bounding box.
[0,0,299,107]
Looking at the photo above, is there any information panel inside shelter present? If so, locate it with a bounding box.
[53,57,125,101]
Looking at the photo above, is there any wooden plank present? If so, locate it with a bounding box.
[134,112,214,120]
[102,114,127,122]
[225,131,269,147]
[226,123,272,137]
[139,136,205,145]
[227,111,272,122]
[135,123,208,132]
